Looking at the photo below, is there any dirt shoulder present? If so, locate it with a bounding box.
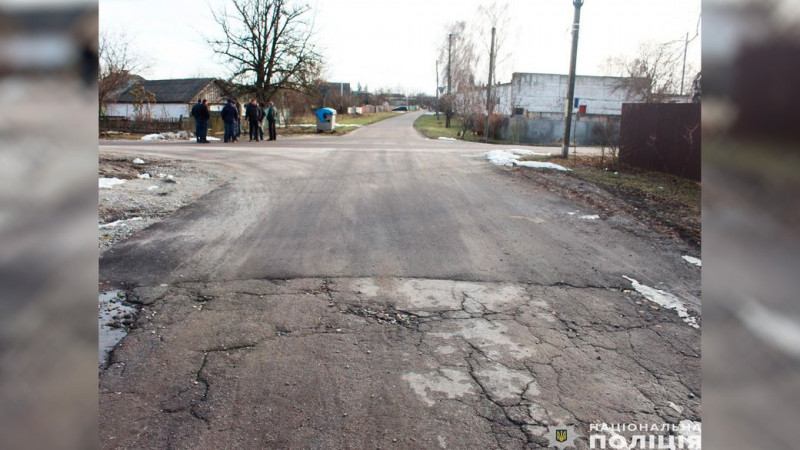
[98,153,227,252]
[513,155,701,249]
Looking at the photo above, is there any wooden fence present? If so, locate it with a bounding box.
[619,103,701,181]
[100,116,184,135]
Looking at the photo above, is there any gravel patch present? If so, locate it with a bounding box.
[98,153,226,252]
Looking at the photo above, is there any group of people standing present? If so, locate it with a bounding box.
[191,98,277,144]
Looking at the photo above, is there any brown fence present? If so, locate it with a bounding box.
[619,103,701,181]
[100,113,231,136]
[100,117,184,134]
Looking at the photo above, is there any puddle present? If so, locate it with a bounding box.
[98,290,138,369]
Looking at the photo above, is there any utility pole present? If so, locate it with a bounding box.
[680,32,689,96]
[436,60,440,119]
[446,33,452,129]
[561,0,584,159]
[484,26,496,142]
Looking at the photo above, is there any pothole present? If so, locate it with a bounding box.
[99,290,139,369]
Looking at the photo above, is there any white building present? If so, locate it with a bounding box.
[104,78,237,120]
[494,72,642,117]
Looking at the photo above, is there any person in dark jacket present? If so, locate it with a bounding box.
[234,101,242,141]
[196,99,211,143]
[245,99,262,142]
[190,99,202,142]
[221,99,238,143]
[266,101,277,141]
[258,102,266,141]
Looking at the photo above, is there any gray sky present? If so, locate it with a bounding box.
[99,0,701,95]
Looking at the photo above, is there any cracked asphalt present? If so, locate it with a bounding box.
[99,112,700,448]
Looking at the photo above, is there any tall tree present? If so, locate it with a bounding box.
[439,21,482,132]
[208,0,324,102]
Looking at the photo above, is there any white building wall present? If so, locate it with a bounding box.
[105,103,191,119]
[495,73,639,116]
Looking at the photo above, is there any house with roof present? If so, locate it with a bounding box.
[104,77,240,120]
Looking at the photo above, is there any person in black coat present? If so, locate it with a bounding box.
[258,102,266,141]
[245,99,262,142]
[195,99,211,143]
[221,99,238,143]
[266,101,277,141]
[190,99,202,143]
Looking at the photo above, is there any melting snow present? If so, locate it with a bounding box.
[140,131,192,141]
[623,276,699,328]
[99,177,126,189]
[132,158,145,164]
[137,173,151,179]
[485,150,569,171]
[580,215,600,220]
[438,137,457,141]
[99,217,143,229]
[682,255,701,267]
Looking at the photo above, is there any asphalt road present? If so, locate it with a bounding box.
[99,112,701,449]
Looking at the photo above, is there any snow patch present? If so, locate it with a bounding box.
[147,185,159,191]
[485,150,569,171]
[623,276,699,328]
[517,161,571,171]
[137,173,151,179]
[579,215,600,220]
[98,217,143,229]
[132,158,145,164]
[99,177,126,189]
[140,131,193,141]
[682,255,701,267]
[437,137,457,141]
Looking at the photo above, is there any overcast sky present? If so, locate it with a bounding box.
[99,0,701,95]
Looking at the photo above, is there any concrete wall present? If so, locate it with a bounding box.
[494,73,640,117]
[499,115,620,146]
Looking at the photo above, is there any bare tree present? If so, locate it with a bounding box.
[592,118,620,166]
[98,30,148,112]
[603,41,685,103]
[208,0,324,103]
[439,22,484,136]
[130,81,157,121]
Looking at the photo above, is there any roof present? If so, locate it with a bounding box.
[116,78,217,103]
